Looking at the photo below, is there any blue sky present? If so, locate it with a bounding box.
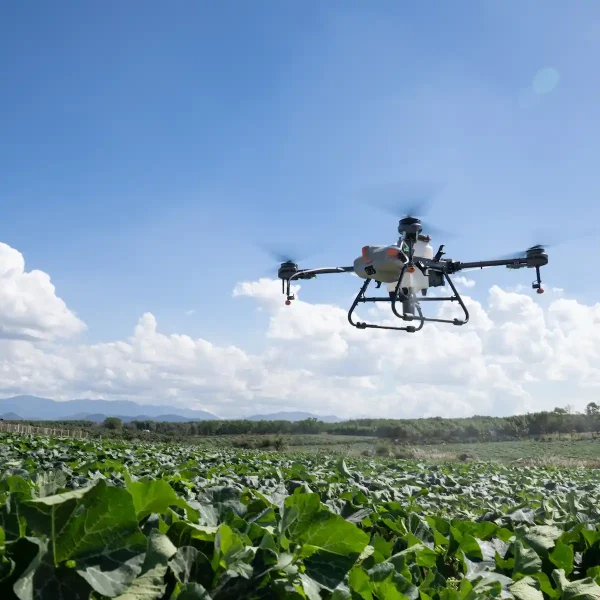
[1,1,599,351]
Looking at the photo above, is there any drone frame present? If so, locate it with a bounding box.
[277,219,548,333]
[347,267,469,333]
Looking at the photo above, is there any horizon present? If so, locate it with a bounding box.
[0,393,589,423]
[1,2,600,419]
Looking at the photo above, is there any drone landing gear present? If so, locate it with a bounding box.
[392,269,470,327]
[348,279,425,332]
[347,270,470,333]
[532,265,544,294]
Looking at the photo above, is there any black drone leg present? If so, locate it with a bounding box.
[443,273,469,325]
[532,266,544,294]
[348,278,421,332]
[348,279,371,329]
[284,279,295,304]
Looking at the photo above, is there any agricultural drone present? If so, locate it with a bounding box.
[266,193,549,333]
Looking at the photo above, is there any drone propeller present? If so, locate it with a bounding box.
[487,225,600,262]
[255,240,321,277]
[494,244,548,260]
[362,180,443,215]
[361,180,457,239]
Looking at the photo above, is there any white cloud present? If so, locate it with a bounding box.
[0,241,599,419]
[0,243,85,341]
[452,275,476,289]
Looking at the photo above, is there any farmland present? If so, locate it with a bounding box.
[0,433,600,599]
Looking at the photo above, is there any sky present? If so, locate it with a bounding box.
[1,1,599,419]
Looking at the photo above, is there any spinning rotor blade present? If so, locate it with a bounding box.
[494,244,547,260]
[255,240,316,264]
[487,226,597,261]
[361,180,458,239]
[254,240,324,278]
[363,180,444,218]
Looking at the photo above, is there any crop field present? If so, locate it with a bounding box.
[0,434,600,599]
[196,433,600,467]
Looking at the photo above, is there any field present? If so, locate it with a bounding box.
[201,433,600,468]
[0,433,600,599]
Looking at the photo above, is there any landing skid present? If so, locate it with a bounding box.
[347,269,470,333]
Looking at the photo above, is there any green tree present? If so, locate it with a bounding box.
[103,417,122,430]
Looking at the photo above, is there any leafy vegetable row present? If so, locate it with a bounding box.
[0,434,599,599]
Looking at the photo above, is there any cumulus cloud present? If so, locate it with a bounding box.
[452,275,476,289]
[0,241,599,419]
[0,243,85,341]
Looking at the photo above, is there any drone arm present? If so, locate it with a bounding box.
[292,266,355,278]
[450,258,529,271]
[448,254,547,293]
[283,266,354,303]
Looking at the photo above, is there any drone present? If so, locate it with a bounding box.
[268,199,549,333]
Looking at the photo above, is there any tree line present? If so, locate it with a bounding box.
[11,403,600,444]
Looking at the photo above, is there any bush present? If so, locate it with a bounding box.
[393,446,413,460]
[258,438,273,448]
[375,443,391,457]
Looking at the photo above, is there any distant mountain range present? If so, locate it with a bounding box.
[245,411,343,423]
[0,396,344,423]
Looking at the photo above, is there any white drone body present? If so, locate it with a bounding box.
[353,236,434,294]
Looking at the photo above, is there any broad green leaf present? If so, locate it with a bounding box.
[197,487,247,527]
[298,512,369,557]
[214,523,254,579]
[175,582,213,599]
[390,543,438,569]
[168,545,213,589]
[552,568,600,600]
[336,458,352,479]
[124,473,198,523]
[367,562,419,600]
[34,470,68,499]
[113,530,178,600]
[588,566,600,584]
[281,493,321,538]
[349,566,373,600]
[331,583,352,600]
[25,479,147,597]
[510,576,544,600]
[527,572,557,598]
[549,540,574,575]
[513,541,542,576]
[523,526,563,555]
[11,537,91,600]
[300,572,326,600]
[371,534,393,564]
[303,547,358,591]
[468,573,514,598]
[166,521,217,554]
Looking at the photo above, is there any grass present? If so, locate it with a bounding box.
[427,438,600,463]
[190,432,600,467]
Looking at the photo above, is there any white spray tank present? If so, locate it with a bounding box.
[385,235,434,295]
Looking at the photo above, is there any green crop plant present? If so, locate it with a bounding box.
[0,433,598,598]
